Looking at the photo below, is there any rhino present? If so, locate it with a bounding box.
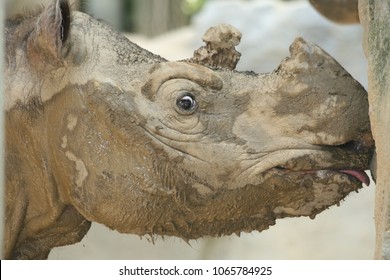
[4,0,374,259]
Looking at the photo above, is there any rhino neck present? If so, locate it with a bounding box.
[5,96,91,259]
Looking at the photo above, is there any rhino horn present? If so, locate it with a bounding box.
[190,24,242,70]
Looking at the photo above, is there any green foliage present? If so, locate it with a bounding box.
[181,0,206,15]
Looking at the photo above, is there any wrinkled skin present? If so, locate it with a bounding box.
[4,0,374,259]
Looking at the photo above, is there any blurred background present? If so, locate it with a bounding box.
[5,0,374,259]
[6,0,201,36]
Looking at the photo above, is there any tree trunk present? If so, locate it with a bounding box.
[134,0,189,37]
[0,0,5,259]
[359,0,390,260]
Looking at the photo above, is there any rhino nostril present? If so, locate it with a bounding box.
[336,140,372,152]
[336,141,359,151]
[335,131,375,152]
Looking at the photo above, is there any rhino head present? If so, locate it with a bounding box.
[4,0,373,259]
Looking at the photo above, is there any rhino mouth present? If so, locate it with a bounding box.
[338,170,370,185]
[271,137,374,187]
[275,167,370,186]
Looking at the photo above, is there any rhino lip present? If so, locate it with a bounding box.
[309,169,370,186]
[274,137,373,186]
[338,169,370,185]
[275,167,370,186]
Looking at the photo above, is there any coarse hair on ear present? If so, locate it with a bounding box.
[27,0,71,68]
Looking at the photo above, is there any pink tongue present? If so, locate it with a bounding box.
[340,170,370,186]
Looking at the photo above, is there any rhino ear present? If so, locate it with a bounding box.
[27,0,71,67]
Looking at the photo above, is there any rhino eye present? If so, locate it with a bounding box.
[176,93,198,114]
